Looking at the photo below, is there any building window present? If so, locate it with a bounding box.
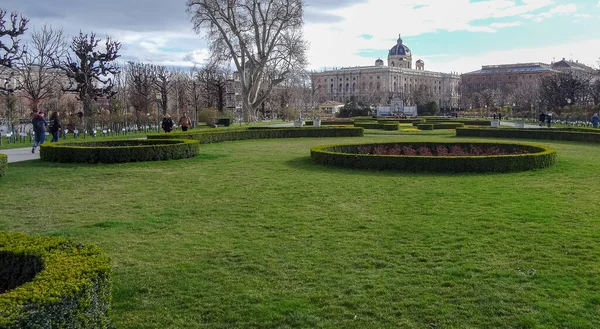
[345,83,349,93]
[352,83,356,92]
[339,83,342,92]
[330,84,334,93]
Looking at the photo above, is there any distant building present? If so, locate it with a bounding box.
[310,34,461,113]
[318,101,344,115]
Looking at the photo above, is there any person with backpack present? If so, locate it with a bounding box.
[31,111,48,153]
[49,111,62,142]
[538,111,546,126]
[179,112,191,132]
[161,114,174,133]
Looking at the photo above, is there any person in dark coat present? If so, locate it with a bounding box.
[49,111,62,142]
[592,113,599,129]
[546,112,552,128]
[161,114,174,133]
[31,111,48,153]
[538,112,546,126]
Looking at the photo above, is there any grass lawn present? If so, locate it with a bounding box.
[1,133,600,328]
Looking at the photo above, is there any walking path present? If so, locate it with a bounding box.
[499,121,541,129]
[0,147,39,163]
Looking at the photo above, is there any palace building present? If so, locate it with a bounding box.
[310,34,461,111]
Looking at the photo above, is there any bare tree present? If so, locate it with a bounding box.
[58,32,121,130]
[151,65,172,115]
[188,65,204,123]
[0,9,28,92]
[197,61,228,111]
[18,25,67,112]
[126,61,155,115]
[187,0,308,122]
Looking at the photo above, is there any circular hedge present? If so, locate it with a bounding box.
[310,141,557,173]
[40,139,199,163]
[0,232,112,328]
[457,127,600,143]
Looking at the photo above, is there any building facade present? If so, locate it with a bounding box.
[310,34,461,111]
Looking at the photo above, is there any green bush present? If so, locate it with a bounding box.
[423,119,491,126]
[0,232,112,328]
[148,127,363,144]
[414,122,465,129]
[311,141,557,173]
[354,122,382,129]
[40,139,199,164]
[416,124,434,130]
[456,127,600,143]
[198,108,219,126]
[0,154,6,177]
[383,123,399,131]
[305,119,354,126]
[377,118,424,124]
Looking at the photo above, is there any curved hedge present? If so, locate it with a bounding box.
[147,127,363,144]
[40,139,199,163]
[0,154,6,177]
[456,127,600,143]
[0,232,112,328]
[413,122,465,129]
[311,141,557,173]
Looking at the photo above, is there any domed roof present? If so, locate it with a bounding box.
[389,34,411,56]
[375,58,383,63]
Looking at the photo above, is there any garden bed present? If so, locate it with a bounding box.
[40,139,199,163]
[311,141,556,173]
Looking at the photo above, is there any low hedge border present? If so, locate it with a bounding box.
[0,232,112,328]
[0,154,6,177]
[310,141,557,173]
[383,123,400,131]
[40,139,199,164]
[148,127,364,143]
[413,122,465,129]
[417,124,434,131]
[305,120,354,126]
[456,127,600,143]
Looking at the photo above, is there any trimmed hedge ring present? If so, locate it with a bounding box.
[457,127,600,143]
[0,232,112,328]
[311,141,557,173]
[40,139,199,163]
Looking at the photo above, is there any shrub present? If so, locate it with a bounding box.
[40,139,199,164]
[377,118,424,124]
[197,108,219,126]
[0,154,6,177]
[0,232,112,328]
[148,127,364,144]
[413,122,465,129]
[354,122,382,129]
[310,141,556,173]
[456,127,600,143]
[305,119,354,126]
[416,124,434,130]
[383,123,399,131]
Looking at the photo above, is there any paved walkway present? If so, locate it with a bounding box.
[0,147,39,163]
[500,121,541,129]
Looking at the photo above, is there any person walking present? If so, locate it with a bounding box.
[31,111,48,153]
[538,111,546,126]
[179,113,191,132]
[498,112,502,123]
[49,111,61,142]
[592,113,599,129]
[161,114,174,133]
[546,112,552,128]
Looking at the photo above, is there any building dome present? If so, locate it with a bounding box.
[375,58,384,66]
[388,34,411,56]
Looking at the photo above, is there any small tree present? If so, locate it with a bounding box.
[58,32,121,130]
[197,107,219,126]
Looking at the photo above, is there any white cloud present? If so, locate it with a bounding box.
[489,21,522,28]
[523,3,578,22]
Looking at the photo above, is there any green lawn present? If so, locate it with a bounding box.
[1,134,600,328]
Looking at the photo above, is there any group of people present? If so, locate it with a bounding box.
[31,111,62,153]
[492,112,503,122]
[161,113,191,133]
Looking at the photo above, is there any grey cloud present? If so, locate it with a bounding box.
[304,10,344,24]
[305,0,368,10]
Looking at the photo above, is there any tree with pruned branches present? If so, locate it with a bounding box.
[152,65,173,116]
[187,0,308,122]
[58,32,121,130]
[0,9,28,93]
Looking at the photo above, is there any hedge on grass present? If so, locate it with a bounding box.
[305,119,354,126]
[413,122,465,129]
[310,141,557,173]
[383,123,399,131]
[0,232,112,328]
[40,139,199,164]
[0,154,6,177]
[217,118,231,126]
[148,127,363,144]
[354,122,382,129]
[416,124,434,130]
[456,127,600,143]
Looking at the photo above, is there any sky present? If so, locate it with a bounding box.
[2,0,600,74]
